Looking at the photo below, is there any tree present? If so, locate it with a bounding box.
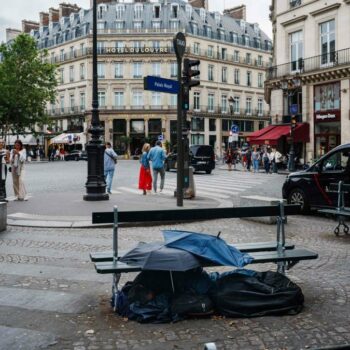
[0,33,57,137]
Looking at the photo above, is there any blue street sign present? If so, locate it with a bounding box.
[143,76,179,94]
[158,134,164,141]
[231,124,239,133]
[290,104,298,115]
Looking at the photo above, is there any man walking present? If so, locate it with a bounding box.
[147,140,166,193]
[104,142,118,195]
[0,139,10,200]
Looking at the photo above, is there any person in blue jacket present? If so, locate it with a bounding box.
[147,141,166,193]
[104,142,118,194]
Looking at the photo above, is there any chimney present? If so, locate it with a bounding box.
[224,4,246,21]
[49,8,60,23]
[188,0,208,10]
[59,3,80,19]
[90,0,115,7]
[22,20,40,33]
[39,12,49,26]
[6,28,22,42]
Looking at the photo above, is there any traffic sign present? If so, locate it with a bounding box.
[231,124,239,133]
[144,76,179,94]
[158,134,164,141]
[290,104,298,115]
[173,32,186,60]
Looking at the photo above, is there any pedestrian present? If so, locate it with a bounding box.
[272,148,283,173]
[262,149,271,174]
[104,142,118,195]
[252,147,260,173]
[59,147,65,161]
[138,143,152,195]
[147,140,166,193]
[246,148,252,172]
[51,147,56,161]
[10,139,27,201]
[0,139,10,200]
[225,148,233,171]
[36,148,41,161]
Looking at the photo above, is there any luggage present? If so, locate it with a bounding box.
[171,292,214,317]
[211,271,304,317]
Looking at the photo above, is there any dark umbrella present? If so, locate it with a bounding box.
[162,230,253,268]
[120,241,201,291]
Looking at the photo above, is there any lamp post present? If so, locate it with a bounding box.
[228,96,234,148]
[83,0,109,201]
[280,77,301,173]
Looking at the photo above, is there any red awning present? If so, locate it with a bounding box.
[252,123,310,146]
[246,125,276,142]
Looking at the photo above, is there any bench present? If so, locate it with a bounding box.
[90,203,318,303]
[318,181,350,236]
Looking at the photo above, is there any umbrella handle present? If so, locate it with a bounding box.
[216,231,221,238]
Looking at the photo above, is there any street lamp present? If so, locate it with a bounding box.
[83,0,109,201]
[280,77,301,172]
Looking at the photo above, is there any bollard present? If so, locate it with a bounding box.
[0,201,7,232]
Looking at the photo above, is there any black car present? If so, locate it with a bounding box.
[165,145,215,174]
[282,143,350,213]
[65,150,88,161]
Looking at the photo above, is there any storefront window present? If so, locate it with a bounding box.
[113,119,126,134]
[314,83,340,111]
[148,119,161,133]
[191,117,204,132]
[131,120,144,133]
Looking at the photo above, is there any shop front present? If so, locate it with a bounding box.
[314,83,341,158]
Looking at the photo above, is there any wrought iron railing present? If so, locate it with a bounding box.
[267,47,350,80]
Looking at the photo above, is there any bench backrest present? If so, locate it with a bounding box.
[92,204,301,224]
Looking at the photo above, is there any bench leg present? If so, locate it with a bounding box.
[112,273,121,312]
[334,217,349,236]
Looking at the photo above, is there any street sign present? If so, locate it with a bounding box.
[232,133,239,141]
[173,32,186,60]
[231,124,239,133]
[290,104,298,115]
[143,76,179,94]
[158,134,164,141]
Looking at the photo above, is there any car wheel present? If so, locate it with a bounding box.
[205,169,212,174]
[288,188,309,214]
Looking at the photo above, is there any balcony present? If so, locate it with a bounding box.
[190,106,270,119]
[46,106,86,116]
[267,47,350,81]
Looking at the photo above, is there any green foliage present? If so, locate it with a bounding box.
[0,33,57,135]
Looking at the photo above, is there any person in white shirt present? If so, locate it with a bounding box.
[0,139,10,200]
[10,139,27,201]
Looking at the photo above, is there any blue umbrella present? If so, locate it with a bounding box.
[162,230,253,268]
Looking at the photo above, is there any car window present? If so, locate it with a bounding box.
[191,146,213,157]
[322,149,350,173]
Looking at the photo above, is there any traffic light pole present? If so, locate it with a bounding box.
[288,115,296,172]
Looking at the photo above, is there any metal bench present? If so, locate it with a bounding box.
[90,203,318,300]
[318,181,350,235]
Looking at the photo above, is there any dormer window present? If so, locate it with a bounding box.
[116,4,125,19]
[214,12,220,25]
[171,4,179,19]
[134,4,143,19]
[49,22,53,32]
[191,23,198,35]
[253,23,260,36]
[60,17,66,28]
[200,8,206,21]
[97,4,107,20]
[79,9,85,21]
[185,4,192,18]
[39,26,44,35]
[70,13,75,24]
[240,20,246,32]
[153,4,161,19]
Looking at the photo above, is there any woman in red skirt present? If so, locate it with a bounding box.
[138,143,152,195]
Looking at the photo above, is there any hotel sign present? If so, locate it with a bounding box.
[102,47,170,54]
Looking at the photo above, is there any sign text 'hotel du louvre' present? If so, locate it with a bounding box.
[96,47,170,55]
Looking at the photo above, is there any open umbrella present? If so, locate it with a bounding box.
[120,241,201,291]
[162,230,253,268]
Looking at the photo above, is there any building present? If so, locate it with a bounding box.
[11,0,272,156]
[266,0,350,162]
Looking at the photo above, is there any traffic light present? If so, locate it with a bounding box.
[183,58,200,89]
[291,115,297,130]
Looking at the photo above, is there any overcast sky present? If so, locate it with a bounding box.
[0,0,272,43]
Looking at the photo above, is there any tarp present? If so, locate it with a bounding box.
[6,135,38,145]
[49,132,85,145]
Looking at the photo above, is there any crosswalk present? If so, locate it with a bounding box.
[116,170,276,203]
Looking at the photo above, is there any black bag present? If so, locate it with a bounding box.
[171,292,214,317]
[211,271,304,317]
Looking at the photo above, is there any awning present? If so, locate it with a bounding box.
[252,123,310,146]
[49,133,85,145]
[6,135,39,145]
[246,125,276,142]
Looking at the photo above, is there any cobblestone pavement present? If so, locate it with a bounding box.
[0,215,350,350]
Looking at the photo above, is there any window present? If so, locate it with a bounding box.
[80,92,85,111]
[151,92,161,107]
[97,41,105,54]
[59,68,64,84]
[98,91,106,107]
[114,62,123,78]
[133,62,142,78]
[246,71,252,87]
[206,26,212,38]
[69,66,74,82]
[232,32,238,43]
[97,4,106,19]
[170,20,179,30]
[97,22,105,30]
[290,0,302,8]
[114,91,124,109]
[60,49,64,61]
[221,95,228,113]
[209,119,216,132]
[132,90,143,107]
[131,120,145,133]
[115,21,124,30]
[152,62,161,77]
[69,94,75,112]
[222,67,227,83]
[246,53,251,64]
[246,97,252,115]
[186,4,192,18]
[258,73,263,88]
[134,21,142,30]
[80,63,85,80]
[153,5,160,18]
[320,20,335,66]
[207,45,213,58]
[191,117,204,132]
[193,92,200,111]
[200,8,206,21]
[60,95,65,113]
[69,46,74,58]
[116,4,125,19]
[193,42,200,55]
[133,41,142,49]
[148,119,161,133]
[115,41,124,49]
[314,83,340,111]
[153,41,160,49]
[191,23,198,35]
[208,94,215,112]
[152,21,161,30]
[244,35,250,47]
[234,69,240,85]
[233,50,239,62]
[170,61,177,77]
[257,55,263,66]
[97,63,105,78]
[208,65,214,81]
[170,94,177,108]
[258,98,263,116]
[171,5,178,18]
[290,30,303,71]
[134,4,143,19]
[221,48,227,60]
[233,97,240,114]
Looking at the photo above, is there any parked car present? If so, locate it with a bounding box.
[65,150,88,161]
[282,143,350,213]
[165,145,215,174]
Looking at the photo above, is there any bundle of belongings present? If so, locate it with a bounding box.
[111,230,304,323]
